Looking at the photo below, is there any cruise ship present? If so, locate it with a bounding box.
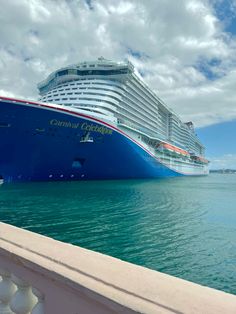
[0,57,209,183]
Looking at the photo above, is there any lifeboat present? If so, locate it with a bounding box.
[191,155,209,164]
[157,142,190,157]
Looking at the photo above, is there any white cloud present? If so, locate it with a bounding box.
[0,0,236,127]
[158,69,236,127]
[210,154,236,169]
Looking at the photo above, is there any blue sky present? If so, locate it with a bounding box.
[196,0,236,168]
[198,120,236,156]
[197,119,236,168]
[0,0,236,168]
[213,0,236,35]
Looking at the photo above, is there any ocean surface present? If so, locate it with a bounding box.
[0,174,236,295]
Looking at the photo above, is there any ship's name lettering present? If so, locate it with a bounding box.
[49,120,113,135]
[50,119,80,129]
[81,123,113,135]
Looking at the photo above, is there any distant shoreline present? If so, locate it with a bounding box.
[210,169,236,174]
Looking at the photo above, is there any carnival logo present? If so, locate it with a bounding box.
[50,119,80,129]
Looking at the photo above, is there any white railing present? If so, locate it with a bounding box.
[0,222,236,314]
[0,270,43,313]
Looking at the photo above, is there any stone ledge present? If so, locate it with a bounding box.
[0,222,236,313]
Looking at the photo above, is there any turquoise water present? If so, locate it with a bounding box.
[0,174,236,294]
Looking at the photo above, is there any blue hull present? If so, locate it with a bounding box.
[0,98,188,182]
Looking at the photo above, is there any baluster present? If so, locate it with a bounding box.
[32,288,44,314]
[10,275,37,314]
[0,268,16,314]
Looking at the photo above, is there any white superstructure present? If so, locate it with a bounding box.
[38,57,206,163]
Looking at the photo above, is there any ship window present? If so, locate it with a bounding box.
[75,69,128,76]
[58,69,68,76]
[68,69,77,75]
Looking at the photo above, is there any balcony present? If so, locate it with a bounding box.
[0,222,236,314]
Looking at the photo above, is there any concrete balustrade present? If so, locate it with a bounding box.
[0,222,236,314]
[0,268,16,313]
[0,270,42,314]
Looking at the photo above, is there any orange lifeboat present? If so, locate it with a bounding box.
[196,156,209,164]
[158,142,190,157]
[191,155,209,164]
